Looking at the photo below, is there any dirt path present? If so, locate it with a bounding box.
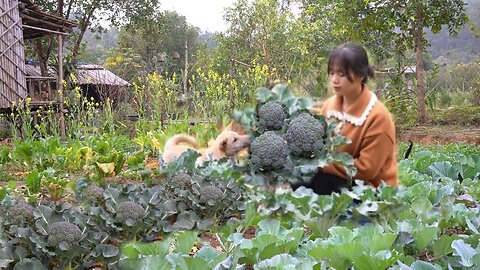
[398,125,480,144]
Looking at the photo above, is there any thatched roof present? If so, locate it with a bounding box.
[24,62,55,77]
[19,0,77,39]
[75,64,130,87]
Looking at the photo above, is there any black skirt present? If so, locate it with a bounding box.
[291,171,351,195]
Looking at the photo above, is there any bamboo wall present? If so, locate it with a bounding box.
[0,0,27,109]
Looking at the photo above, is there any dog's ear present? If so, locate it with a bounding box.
[216,119,225,131]
[220,139,228,152]
[228,121,247,135]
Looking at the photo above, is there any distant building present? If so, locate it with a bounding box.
[24,63,131,105]
[0,0,76,111]
[74,64,131,106]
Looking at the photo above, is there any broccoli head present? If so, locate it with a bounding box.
[47,221,82,247]
[172,171,193,187]
[7,201,34,224]
[258,101,286,130]
[162,171,198,193]
[116,201,145,223]
[250,131,289,170]
[285,113,326,157]
[199,186,224,204]
[83,184,104,203]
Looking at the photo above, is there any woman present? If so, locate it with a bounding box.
[305,43,398,195]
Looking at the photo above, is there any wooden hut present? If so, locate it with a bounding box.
[0,0,76,137]
[0,0,27,110]
[75,64,131,106]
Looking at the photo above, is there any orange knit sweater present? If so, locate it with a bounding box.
[319,88,398,187]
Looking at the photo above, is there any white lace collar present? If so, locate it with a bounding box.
[326,93,377,126]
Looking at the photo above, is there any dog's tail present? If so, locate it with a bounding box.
[404,140,414,159]
[164,135,198,150]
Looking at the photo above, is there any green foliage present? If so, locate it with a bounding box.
[433,106,480,125]
[0,181,15,201]
[117,10,199,77]
[119,231,230,270]
[157,154,245,230]
[1,140,480,269]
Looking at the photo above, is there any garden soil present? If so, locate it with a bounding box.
[398,125,480,144]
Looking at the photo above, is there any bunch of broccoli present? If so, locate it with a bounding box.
[6,201,34,224]
[82,184,105,203]
[116,201,145,224]
[250,104,326,171]
[257,101,286,131]
[242,84,335,180]
[285,113,326,157]
[199,185,224,204]
[47,221,82,247]
[250,131,289,170]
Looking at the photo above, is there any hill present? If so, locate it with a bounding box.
[426,0,480,63]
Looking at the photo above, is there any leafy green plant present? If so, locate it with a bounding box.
[0,181,15,201]
[157,152,245,231]
[304,225,399,270]
[229,219,305,266]
[119,230,232,270]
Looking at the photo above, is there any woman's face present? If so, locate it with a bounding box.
[329,65,364,98]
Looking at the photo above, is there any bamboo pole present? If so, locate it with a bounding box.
[57,33,66,139]
[22,25,71,36]
[19,13,72,31]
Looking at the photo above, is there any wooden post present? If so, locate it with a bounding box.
[57,34,66,139]
[229,57,235,108]
[183,39,188,93]
[183,39,189,112]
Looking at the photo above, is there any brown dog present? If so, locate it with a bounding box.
[162,129,251,164]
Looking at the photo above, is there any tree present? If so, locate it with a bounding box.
[391,0,468,123]
[215,0,329,93]
[28,0,159,76]
[295,0,468,123]
[116,10,201,82]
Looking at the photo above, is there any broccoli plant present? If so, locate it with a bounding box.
[285,113,326,157]
[5,200,35,225]
[115,201,145,225]
[47,221,83,248]
[258,101,286,131]
[82,184,105,204]
[232,83,356,186]
[157,162,245,231]
[250,131,289,171]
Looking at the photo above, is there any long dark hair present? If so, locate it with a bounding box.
[327,43,374,84]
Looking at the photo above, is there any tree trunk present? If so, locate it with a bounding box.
[415,4,426,123]
[32,39,50,76]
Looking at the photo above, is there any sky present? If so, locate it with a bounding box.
[159,0,236,33]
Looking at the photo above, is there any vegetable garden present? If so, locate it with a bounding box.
[1,85,479,270]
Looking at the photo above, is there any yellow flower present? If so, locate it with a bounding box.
[151,137,160,150]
